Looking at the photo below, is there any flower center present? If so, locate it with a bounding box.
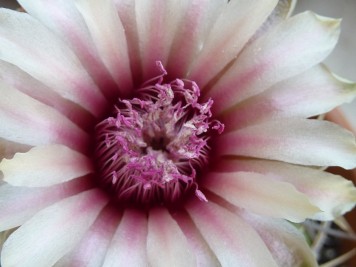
[94,62,224,207]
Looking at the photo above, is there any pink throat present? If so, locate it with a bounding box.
[94,62,224,207]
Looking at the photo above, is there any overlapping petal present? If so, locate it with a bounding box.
[0,60,94,130]
[216,118,356,169]
[203,172,319,222]
[222,64,356,131]
[55,206,121,267]
[1,189,108,267]
[17,0,118,98]
[0,178,92,231]
[0,9,107,116]
[165,0,225,77]
[75,0,133,94]
[134,0,195,80]
[207,11,340,114]
[215,159,356,221]
[254,0,297,37]
[188,0,278,87]
[0,145,93,187]
[186,200,278,266]
[171,211,221,266]
[112,0,141,81]
[238,211,318,267]
[102,209,147,267]
[0,81,89,152]
[147,208,196,266]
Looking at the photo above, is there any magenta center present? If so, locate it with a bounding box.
[94,63,223,206]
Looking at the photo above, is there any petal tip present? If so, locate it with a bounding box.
[312,12,342,29]
[321,64,355,85]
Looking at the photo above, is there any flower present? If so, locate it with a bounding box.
[0,0,356,266]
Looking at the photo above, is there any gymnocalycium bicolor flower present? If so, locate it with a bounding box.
[0,0,356,266]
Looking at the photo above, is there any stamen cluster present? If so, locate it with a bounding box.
[94,63,224,206]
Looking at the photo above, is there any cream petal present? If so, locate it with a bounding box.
[0,81,89,152]
[1,189,108,267]
[147,208,196,267]
[204,172,319,222]
[222,64,356,131]
[186,200,278,267]
[0,9,106,116]
[75,0,133,94]
[239,211,318,267]
[0,60,94,130]
[166,0,225,77]
[216,159,356,221]
[188,0,278,88]
[0,178,92,232]
[171,211,221,267]
[207,11,340,114]
[102,209,147,267]
[17,0,117,99]
[135,0,205,80]
[252,0,297,40]
[216,118,356,169]
[113,0,142,81]
[55,206,121,267]
[1,145,93,187]
[275,0,297,18]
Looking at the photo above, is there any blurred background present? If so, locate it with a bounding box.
[0,0,16,9]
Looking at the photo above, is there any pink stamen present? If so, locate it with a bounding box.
[94,62,224,206]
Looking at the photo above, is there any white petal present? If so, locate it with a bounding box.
[166,0,225,77]
[171,211,220,267]
[252,0,297,39]
[275,0,297,18]
[0,60,94,130]
[1,189,108,267]
[186,201,278,267]
[223,64,356,131]
[0,81,89,152]
[147,208,196,267]
[102,209,147,267]
[239,211,318,267]
[188,0,278,88]
[216,159,356,221]
[0,9,106,116]
[216,118,356,169]
[207,11,340,114]
[0,178,92,231]
[17,0,117,99]
[204,172,319,222]
[135,0,193,79]
[75,0,133,94]
[56,206,121,267]
[1,145,93,187]
[113,0,142,81]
